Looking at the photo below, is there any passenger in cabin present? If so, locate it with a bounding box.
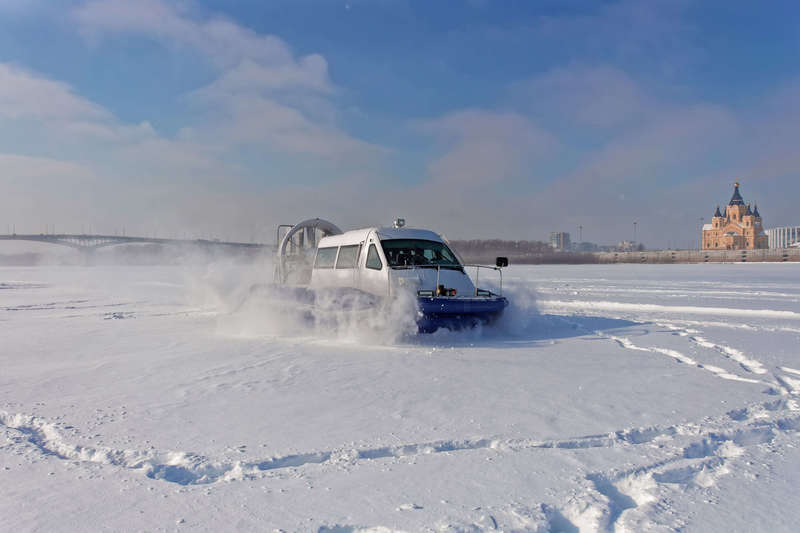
[381,239,459,268]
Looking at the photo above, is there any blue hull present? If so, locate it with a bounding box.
[417,296,508,333]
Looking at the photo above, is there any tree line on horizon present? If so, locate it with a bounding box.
[448,239,599,265]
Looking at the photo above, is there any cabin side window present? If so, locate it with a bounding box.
[314,247,338,269]
[366,244,382,270]
[335,245,360,269]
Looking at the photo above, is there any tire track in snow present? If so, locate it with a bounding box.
[781,366,800,377]
[4,402,800,488]
[656,322,771,376]
[680,332,768,375]
[657,322,800,397]
[658,318,800,335]
[542,302,796,389]
[0,410,667,485]
[775,367,800,396]
[665,327,785,390]
[0,413,709,486]
[603,333,763,385]
[535,285,800,301]
[549,398,800,533]
[538,299,800,320]
[775,374,800,395]
[549,314,767,386]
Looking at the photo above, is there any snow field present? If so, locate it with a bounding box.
[2,263,800,531]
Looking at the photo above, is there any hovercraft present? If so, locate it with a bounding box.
[274,218,508,333]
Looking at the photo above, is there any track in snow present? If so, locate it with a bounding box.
[3,397,799,488]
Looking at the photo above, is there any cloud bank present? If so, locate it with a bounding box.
[1,0,799,248]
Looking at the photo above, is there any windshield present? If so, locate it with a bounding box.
[380,239,461,268]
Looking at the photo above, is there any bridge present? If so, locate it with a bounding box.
[0,233,270,252]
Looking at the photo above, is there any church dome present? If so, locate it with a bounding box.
[729,182,745,206]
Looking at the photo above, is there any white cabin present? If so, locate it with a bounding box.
[309,227,477,298]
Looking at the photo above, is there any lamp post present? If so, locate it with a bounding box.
[633,221,637,243]
[698,217,704,250]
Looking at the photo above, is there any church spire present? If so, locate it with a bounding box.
[745,203,753,216]
[714,205,722,217]
[753,203,761,218]
[729,181,744,206]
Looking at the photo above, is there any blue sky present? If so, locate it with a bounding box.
[1,0,799,246]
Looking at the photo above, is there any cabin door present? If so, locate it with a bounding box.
[359,235,390,297]
[352,243,363,287]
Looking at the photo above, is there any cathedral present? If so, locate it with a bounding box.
[702,183,767,250]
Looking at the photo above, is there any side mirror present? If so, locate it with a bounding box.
[495,256,508,268]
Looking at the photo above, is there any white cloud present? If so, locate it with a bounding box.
[0,60,234,206]
[74,0,331,85]
[0,62,164,151]
[0,58,367,240]
[183,59,375,159]
[73,0,372,162]
[0,153,106,232]
[190,57,333,98]
[0,153,93,181]
[420,109,557,188]
[222,96,375,157]
[513,65,649,128]
[404,68,754,244]
[0,64,109,121]
[509,99,744,244]
[0,0,380,241]
[571,104,739,184]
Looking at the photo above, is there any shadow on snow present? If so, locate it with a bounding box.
[408,312,642,349]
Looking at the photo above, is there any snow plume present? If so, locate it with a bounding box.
[496,279,540,334]
[311,286,420,344]
[217,284,419,344]
[182,254,272,311]
[195,259,419,344]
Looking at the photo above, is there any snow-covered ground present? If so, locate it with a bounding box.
[2,262,800,532]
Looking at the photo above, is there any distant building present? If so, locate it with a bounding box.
[574,241,600,252]
[549,232,571,251]
[702,182,767,250]
[765,226,800,248]
[616,240,644,252]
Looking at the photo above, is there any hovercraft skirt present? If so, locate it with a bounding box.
[417,296,508,333]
